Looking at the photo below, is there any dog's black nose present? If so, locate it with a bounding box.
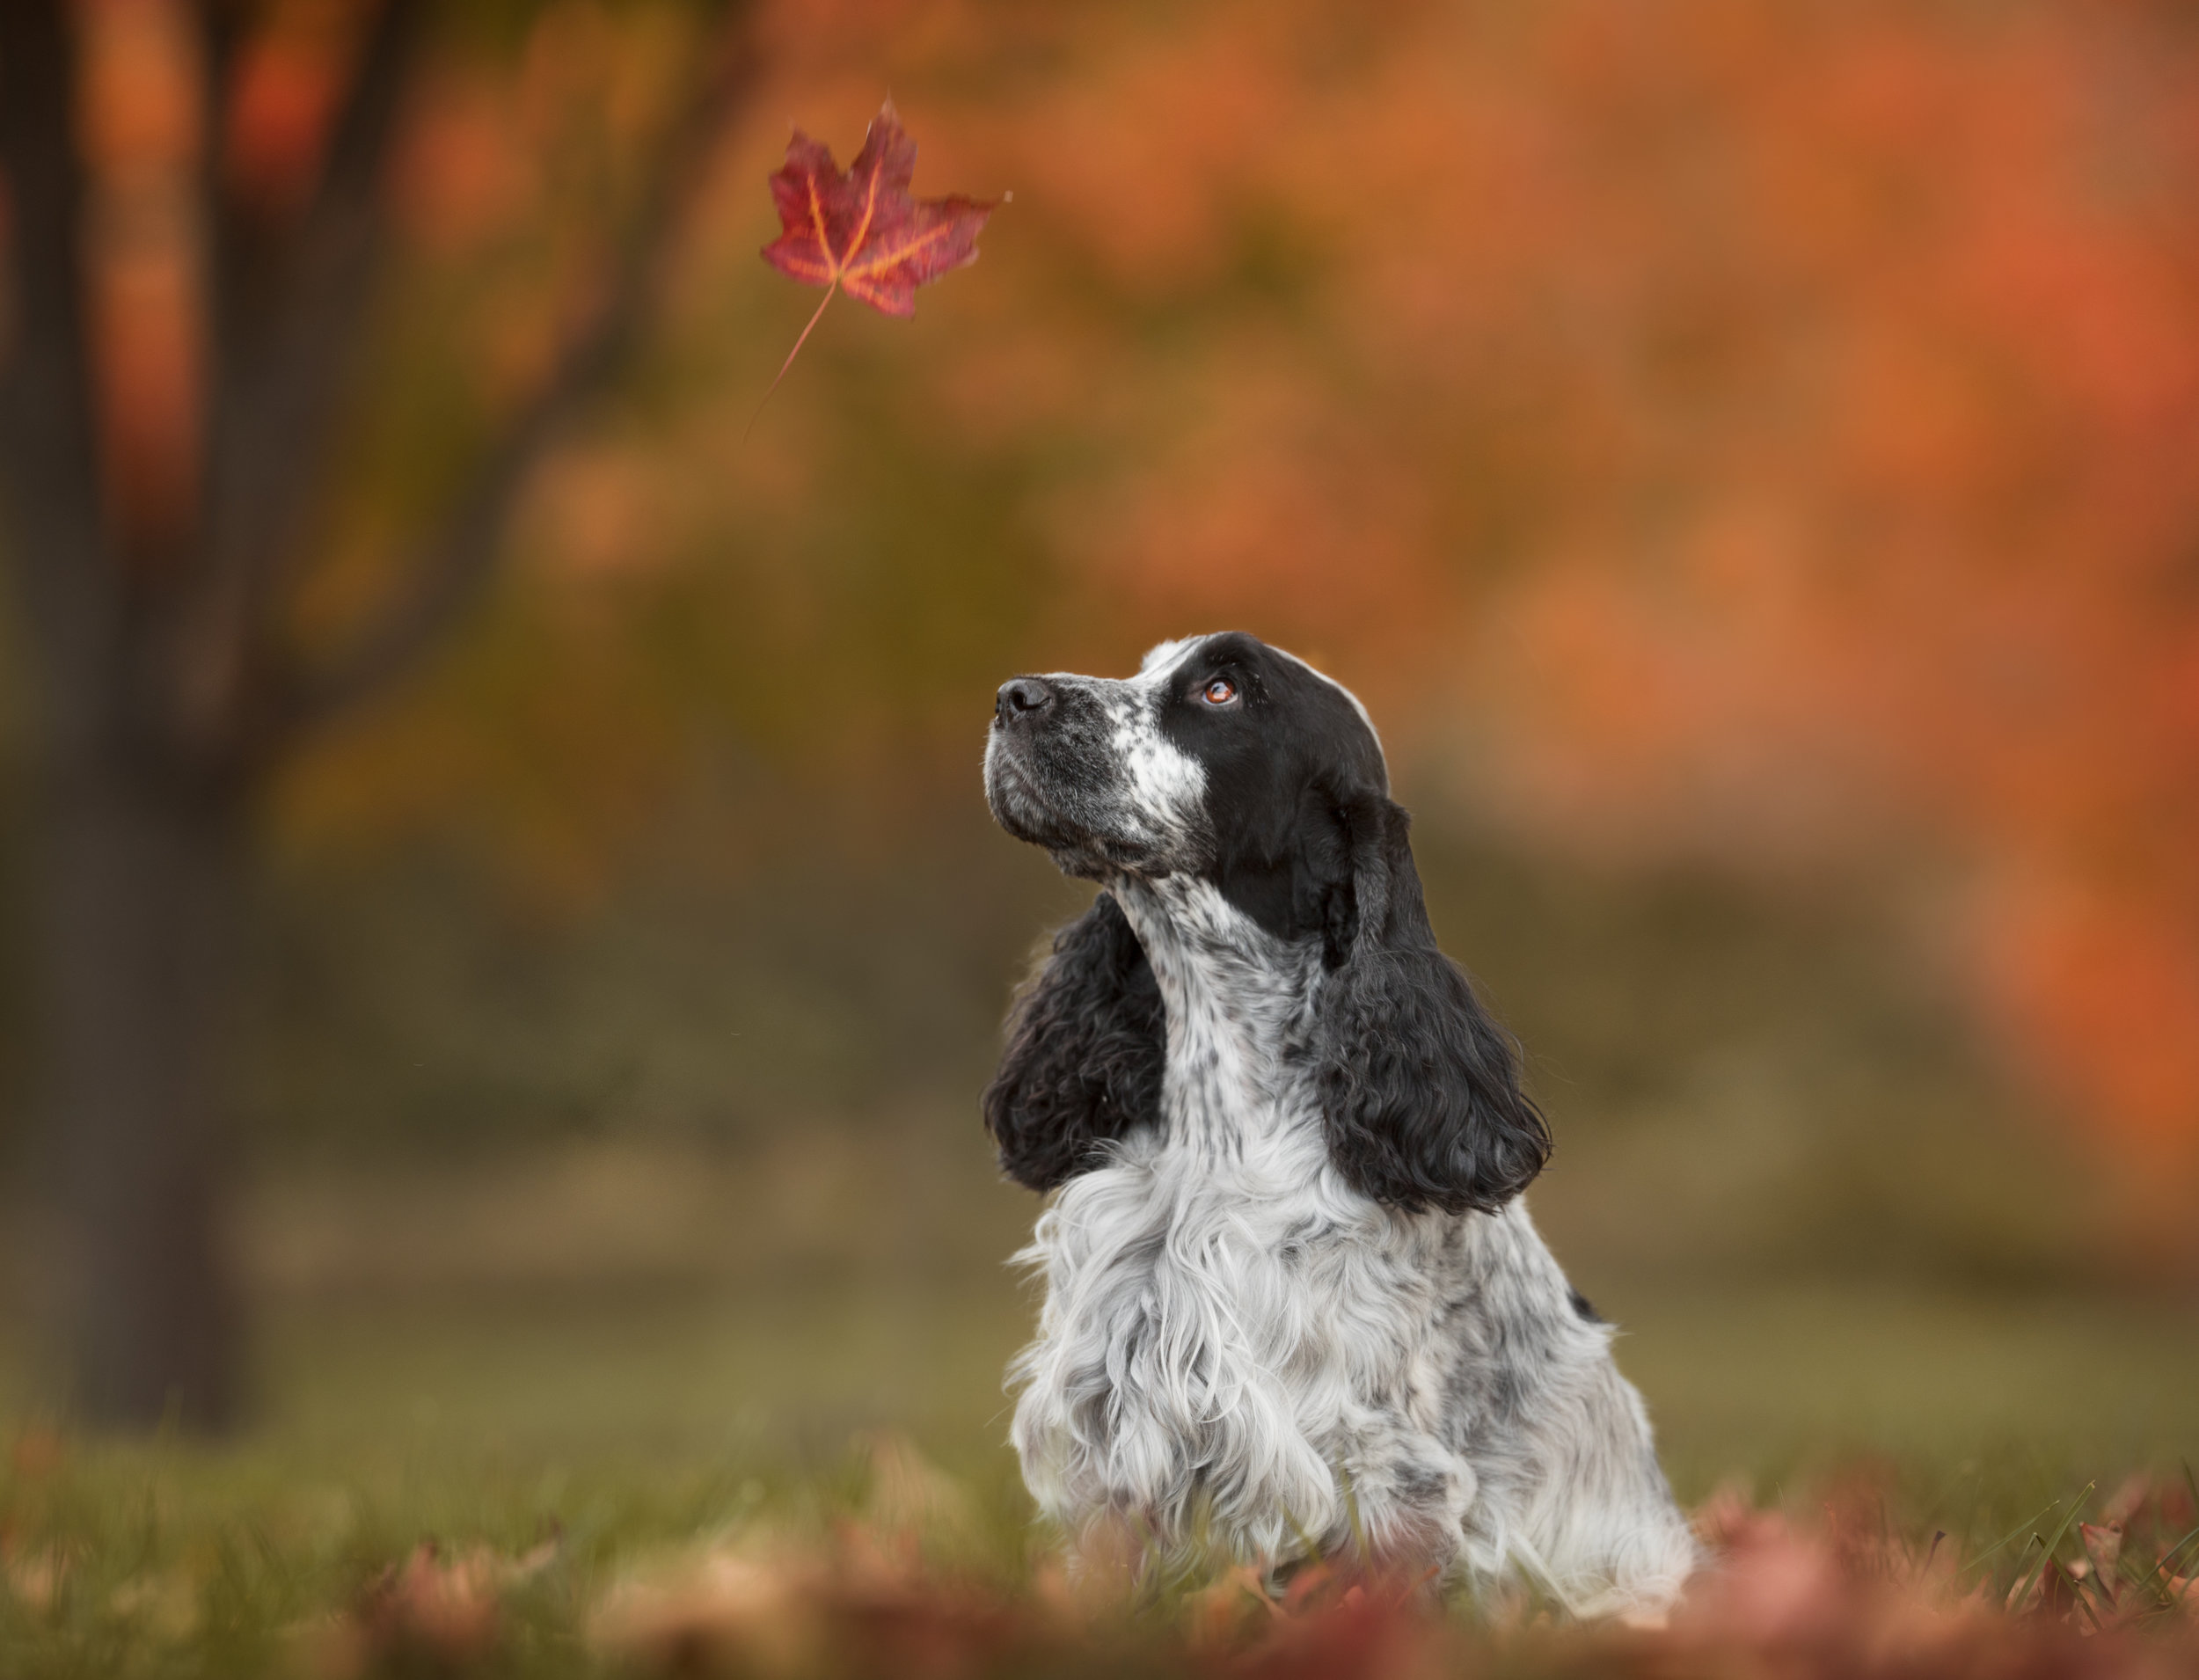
[996,677,1053,725]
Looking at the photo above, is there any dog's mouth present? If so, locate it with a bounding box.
[984,733,1146,882]
[984,742,1074,849]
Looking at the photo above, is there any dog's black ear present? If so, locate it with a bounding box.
[983,892,1165,1192]
[1310,788,1551,1213]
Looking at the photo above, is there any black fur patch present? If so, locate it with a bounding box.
[1309,791,1551,1214]
[981,893,1165,1190]
[1152,632,1384,953]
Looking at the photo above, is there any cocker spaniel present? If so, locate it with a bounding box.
[981,631,1698,1615]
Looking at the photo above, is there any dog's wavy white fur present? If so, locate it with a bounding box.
[982,633,1699,1617]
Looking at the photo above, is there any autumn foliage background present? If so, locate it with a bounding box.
[0,0,2194,1670]
[217,0,2199,1209]
[0,0,2196,1633]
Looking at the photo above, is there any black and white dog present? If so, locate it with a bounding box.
[981,632,1698,1614]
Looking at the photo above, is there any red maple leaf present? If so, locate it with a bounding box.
[759,100,997,397]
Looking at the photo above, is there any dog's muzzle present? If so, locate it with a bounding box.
[986,676,1080,851]
[985,674,1180,873]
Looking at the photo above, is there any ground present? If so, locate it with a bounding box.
[3,1165,2195,1676]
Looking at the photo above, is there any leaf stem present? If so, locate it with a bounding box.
[749,281,836,435]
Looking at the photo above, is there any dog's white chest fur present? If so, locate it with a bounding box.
[1009,879,1465,1563]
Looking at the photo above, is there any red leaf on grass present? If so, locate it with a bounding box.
[756,100,996,405]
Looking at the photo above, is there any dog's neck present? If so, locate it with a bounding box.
[1110,874,1326,1167]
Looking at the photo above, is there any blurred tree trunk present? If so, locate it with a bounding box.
[0,0,756,1430]
[40,762,246,1427]
[0,0,253,1428]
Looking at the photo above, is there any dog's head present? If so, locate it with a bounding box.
[984,631,1383,912]
[983,632,1550,1213]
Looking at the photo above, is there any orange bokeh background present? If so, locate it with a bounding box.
[40,0,2199,1180]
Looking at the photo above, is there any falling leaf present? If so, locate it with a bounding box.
[757,100,996,398]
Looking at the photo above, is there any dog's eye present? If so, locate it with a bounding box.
[1202,677,1238,706]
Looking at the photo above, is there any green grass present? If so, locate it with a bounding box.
[14,1273,2190,1503]
[3,1126,2195,1680]
[1610,1280,2199,1500]
[3,1272,2195,1676]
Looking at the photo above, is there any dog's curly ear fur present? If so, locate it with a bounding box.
[1311,790,1552,1213]
[983,892,1165,1192]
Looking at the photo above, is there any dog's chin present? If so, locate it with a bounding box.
[984,756,1074,850]
[983,757,1153,881]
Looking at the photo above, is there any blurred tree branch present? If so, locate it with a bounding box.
[283,3,760,736]
[182,0,428,757]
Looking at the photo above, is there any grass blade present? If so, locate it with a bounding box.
[2139,1517,2199,1605]
[2055,1559,2106,1633]
[1958,1498,2061,1581]
[2006,1483,2093,1613]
